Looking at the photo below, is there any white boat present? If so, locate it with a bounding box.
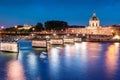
[41,52,47,55]
[40,54,47,59]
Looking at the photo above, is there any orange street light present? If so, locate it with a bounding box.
[111,30,114,33]
[32,28,35,35]
[32,27,35,31]
[111,30,115,36]
[1,26,5,41]
[14,25,18,38]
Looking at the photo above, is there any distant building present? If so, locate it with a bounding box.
[18,24,32,30]
[66,13,119,35]
[110,25,120,35]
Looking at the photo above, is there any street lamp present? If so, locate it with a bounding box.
[1,26,4,30]
[111,30,115,36]
[76,34,78,37]
[53,33,56,36]
[67,34,69,36]
[14,25,18,39]
[14,25,17,29]
[1,26,4,41]
[31,27,35,37]
[32,27,35,31]
[32,27,35,33]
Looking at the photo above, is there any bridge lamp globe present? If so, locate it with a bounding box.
[46,36,50,39]
[1,26,4,33]
[1,26,4,30]
[31,34,34,36]
[32,28,35,31]
[76,34,78,36]
[67,34,69,36]
[53,33,56,36]
[14,25,18,29]
[82,34,85,37]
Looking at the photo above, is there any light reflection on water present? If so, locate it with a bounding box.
[6,60,26,80]
[0,42,120,80]
[105,43,119,79]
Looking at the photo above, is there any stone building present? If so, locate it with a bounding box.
[66,13,118,35]
[18,24,32,30]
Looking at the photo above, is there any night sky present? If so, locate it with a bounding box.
[0,0,120,27]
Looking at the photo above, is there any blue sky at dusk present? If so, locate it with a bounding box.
[0,0,120,27]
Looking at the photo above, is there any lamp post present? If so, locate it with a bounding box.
[1,26,4,41]
[111,30,115,36]
[31,27,35,37]
[32,27,35,34]
[14,25,18,30]
[14,25,18,39]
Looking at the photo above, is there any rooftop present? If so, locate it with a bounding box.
[90,13,99,21]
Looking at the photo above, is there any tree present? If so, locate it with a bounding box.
[4,27,15,32]
[45,20,68,31]
[34,22,44,31]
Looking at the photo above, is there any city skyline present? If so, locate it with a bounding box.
[0,0,120,27]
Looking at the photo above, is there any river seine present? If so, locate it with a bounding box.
[0,42,120,80]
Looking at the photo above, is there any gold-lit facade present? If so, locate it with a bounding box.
[66,13,120,35]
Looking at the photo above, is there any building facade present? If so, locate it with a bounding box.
[66,13,119,35]
[18,24,32,30]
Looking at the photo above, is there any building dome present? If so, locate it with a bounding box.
[88,13,100,27]
[90,13,99,21]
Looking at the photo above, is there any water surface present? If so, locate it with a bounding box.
[0,42,120,80]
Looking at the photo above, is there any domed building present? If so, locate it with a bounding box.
[64,13,117,41]
[88,13,100,28]
[66,13,119,37]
